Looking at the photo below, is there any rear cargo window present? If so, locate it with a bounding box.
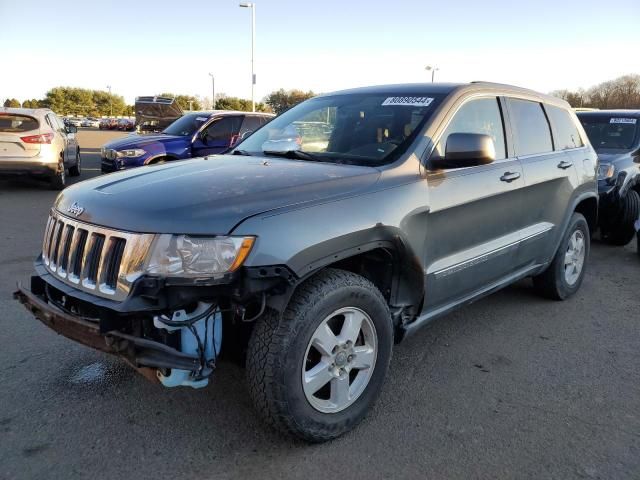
[0,114,39,132]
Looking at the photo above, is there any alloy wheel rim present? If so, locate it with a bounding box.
[302,307,377,414]
[564,230,585,286]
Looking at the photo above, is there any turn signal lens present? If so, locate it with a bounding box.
[229,237,255,272]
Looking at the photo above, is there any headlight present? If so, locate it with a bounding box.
[598,163,615,180]
[117,149,146,158]
[146,235,255,277]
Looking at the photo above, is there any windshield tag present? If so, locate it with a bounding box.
[196,117,208,121]
[382,97,434,107]
[610,118,637,124]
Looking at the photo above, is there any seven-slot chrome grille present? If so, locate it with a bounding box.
[41,210,155,301]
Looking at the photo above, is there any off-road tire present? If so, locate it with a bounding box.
[603,189,640,246]
[246,268,393,442]
[69,149,81,177]
[533,212,590,300]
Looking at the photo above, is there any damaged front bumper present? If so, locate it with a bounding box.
[13,275,221,388]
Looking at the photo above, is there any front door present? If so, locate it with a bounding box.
[422,96,526,313]
[192,116,243,156]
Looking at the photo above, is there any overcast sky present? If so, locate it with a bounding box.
[1,0,639,104]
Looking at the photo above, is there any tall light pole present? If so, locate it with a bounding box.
[208,73,215,109]
[425,65,439,83]
[106,85,113,116]
[239,2,256,112]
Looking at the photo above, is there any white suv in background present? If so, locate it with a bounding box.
[0,108,81,189]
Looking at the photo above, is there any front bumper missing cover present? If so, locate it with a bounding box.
[13,283,202,382]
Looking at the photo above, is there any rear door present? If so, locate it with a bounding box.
[423,96,526,312]
[0,113,41,158]
[506,98,579,266]
[192,116,243,156]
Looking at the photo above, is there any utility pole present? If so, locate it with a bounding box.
[107,85,113,116]
[239,2,256,112]
[209,73,215,109]
[425,65,439,82]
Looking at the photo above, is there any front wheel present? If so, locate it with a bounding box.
[246,268,393,442]
[602,189,640,246]
[533,212,590,300]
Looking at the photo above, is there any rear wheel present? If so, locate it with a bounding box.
[68,149,81,177]
[246,268,393,442]
[533,212,589,300]
[602,190,640,246]
[49,157,66,190]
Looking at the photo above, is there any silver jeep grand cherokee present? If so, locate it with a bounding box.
[15,82,598,442]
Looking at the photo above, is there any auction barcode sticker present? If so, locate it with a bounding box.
[610,118,637,124]
[382,97,434,107]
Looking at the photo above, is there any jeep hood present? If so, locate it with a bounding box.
[55,156,381,234]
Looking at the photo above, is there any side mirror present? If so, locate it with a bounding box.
[431,133,496,169]
[66,125,78,134]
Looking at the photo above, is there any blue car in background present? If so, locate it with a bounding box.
[101,111,274,172]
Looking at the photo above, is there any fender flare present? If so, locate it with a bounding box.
[280,225,425,311]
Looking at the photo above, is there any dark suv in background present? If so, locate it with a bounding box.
[577,110,640,245]
[100,111,274,172]
[16,82,597,442]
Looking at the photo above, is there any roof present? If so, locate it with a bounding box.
[320,82,563,104]
[181,110,274,117]
[0,107,52,116]
[576,109,640,117]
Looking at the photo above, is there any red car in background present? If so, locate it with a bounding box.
[99,118,119,130]
[117,118,135,131]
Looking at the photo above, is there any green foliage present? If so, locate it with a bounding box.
[37,87,128,116]
[264,89,315,115]
[3,98,21,108]
[551,74,640,109]
[160,93,202,111]
[21,99,42,108]
[214,95,271,113]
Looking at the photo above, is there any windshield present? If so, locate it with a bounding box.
[234,92,445,165]
[579,115,638,151]
[162,113,210,136]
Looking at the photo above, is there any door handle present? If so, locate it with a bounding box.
[557,160,573,170]
[500,171,521,183]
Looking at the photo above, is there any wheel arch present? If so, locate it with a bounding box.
[573,194,598,234]
[265,227,425,323]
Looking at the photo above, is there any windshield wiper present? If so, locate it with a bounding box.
[262,150,327,162]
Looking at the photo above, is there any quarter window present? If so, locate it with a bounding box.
[546,105,584,150]
[436,97,506,161]
[507,98,553,156]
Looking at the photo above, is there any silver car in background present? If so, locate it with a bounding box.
[0,108,81,189]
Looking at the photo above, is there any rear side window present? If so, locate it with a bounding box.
[436,97,506,160]
[546,105,584,150]
[203,116,243,142]
[507,98,553,156]
[240,116,262,135]
[0,114,39,133]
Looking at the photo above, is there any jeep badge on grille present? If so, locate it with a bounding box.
[67,202,84,217]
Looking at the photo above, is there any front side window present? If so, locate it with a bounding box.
[507,98,553,156]
[235,92,446,166]
[435,97,506,161]
[579,115,638,151]
[546,105,584,150]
